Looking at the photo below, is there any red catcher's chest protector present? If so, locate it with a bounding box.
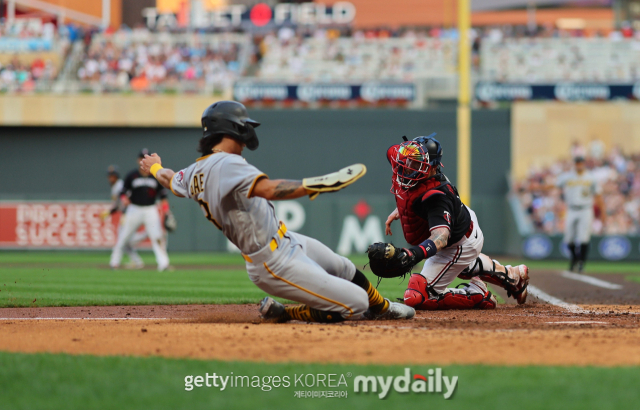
[394,178,444,246]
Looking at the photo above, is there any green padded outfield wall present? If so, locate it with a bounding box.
[0,109,511,254]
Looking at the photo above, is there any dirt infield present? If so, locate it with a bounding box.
[1,268,639,367]
[0,303,639,367]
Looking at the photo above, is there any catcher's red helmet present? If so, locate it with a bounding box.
[390,133,442,191]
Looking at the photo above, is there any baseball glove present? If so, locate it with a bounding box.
[303,164,366,200]
[164,212,177,233]
[367,242,420,279]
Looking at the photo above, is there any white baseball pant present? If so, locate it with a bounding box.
[117,216,147,266]
[110,204,169,271]
[418,207,485,295]
[243,224,369,320]
[564,206,593,244]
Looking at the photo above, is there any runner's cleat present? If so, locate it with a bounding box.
[363,298,415,320]
[259,297,286,321]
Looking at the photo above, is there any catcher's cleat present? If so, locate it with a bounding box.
[469,277,497,310]
[259,297,286,321]
[506,264,529,305]
[477,291,498,310]
[363,298,415,320]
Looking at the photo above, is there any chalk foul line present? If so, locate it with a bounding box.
[527,285,589,314]
[560,271,623,290]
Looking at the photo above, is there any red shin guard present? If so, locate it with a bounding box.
[404,274,496,310]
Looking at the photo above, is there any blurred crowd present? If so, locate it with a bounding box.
[0,56,58,91]
[76,28,243,93]
[6,19,640,92]
[0,19,79,91]
[254,27,457,81]
[250,23,640,82]
[515,141,640,236]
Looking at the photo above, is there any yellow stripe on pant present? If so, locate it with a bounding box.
[269,223,287,251]
[262,262,354,319]
[242,223,288,262]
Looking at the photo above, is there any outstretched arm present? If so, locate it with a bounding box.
[402,227,450,265]
[154,168,175,190]
[428,227,450,251]
[399,227,451,267]
[250,177,312,200]
[140,154,183,197]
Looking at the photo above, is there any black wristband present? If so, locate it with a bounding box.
[408,245,426,261]
[422,239,438,259]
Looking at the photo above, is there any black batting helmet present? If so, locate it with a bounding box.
[201,101,261,151]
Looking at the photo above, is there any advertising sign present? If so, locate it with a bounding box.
[233,82,415,103]
[144,2,356,29]
[517,233,640,261]
[0,202,153,250]
[476,82,640,102]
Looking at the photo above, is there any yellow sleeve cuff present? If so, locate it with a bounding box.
[150,163,164,178]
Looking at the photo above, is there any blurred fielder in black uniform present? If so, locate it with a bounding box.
[109,149,171,272]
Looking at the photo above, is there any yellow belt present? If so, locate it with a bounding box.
[242,222,287,263]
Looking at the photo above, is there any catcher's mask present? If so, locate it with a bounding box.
[391,133,442,190]
[201,101,261,150]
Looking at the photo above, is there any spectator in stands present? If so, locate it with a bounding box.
[76,28,242,93]
[517,146,640,236]
[0,20,63,91]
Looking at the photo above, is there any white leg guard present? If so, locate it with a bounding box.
[460,254,529,304]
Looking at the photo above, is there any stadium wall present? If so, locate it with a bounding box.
[0,95,227,127]
[0,109,510,254]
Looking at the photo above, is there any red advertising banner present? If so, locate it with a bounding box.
[0,201,152,249]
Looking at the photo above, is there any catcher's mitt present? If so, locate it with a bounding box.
[164,212,177,233]
[367,242,419,279]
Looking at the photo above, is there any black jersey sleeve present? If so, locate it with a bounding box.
[121,172,134,197]
[413,191,454,232]
[423,194,455,233]
[413,182,472,246]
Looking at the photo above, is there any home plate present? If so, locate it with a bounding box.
[546,321,609,325]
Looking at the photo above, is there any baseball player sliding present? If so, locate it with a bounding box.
[367,135,529,310]
[103,165,147,269]
[109,150,171,272]
[556,156,603,272]
[139,100,415,323]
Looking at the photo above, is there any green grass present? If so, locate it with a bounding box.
[0,352,637,410]
[3,251,636,308]
[0,251,432,307]
[0,252,269,307]
[0,251,244,266]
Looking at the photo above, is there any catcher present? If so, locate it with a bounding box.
[367,134,529,310]
[140,100,414,323]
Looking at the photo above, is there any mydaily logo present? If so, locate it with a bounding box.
[354,368,458,399]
